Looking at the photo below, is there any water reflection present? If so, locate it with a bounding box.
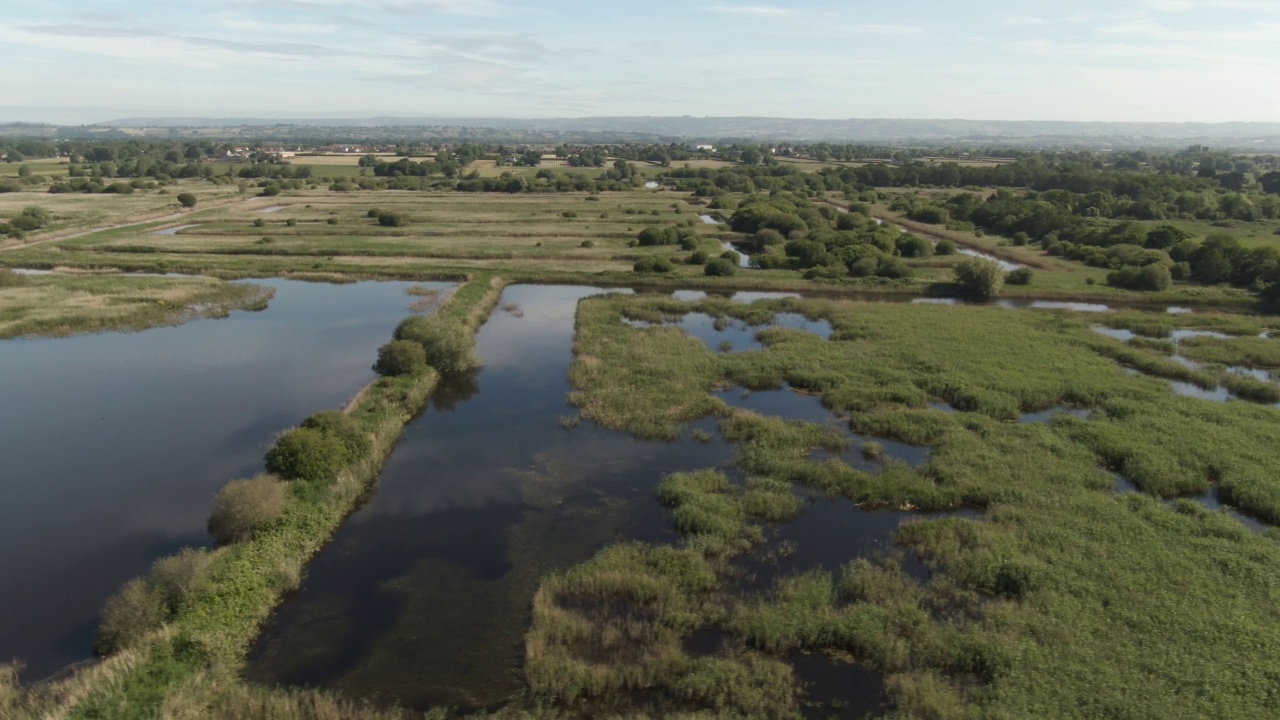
[0,278,453,679]
[625,312,832,353]
[245,286,734,712]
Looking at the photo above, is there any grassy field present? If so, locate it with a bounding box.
[0,187,1263,310]
[0,158,72,177]
[0,271,272,339]
[0,180,247,247]
[38,192,733,269]
[1136,217,1280,248]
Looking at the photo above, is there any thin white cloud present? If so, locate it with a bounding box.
[710,4,797,17]
[1142,0,1280,11]
[1003,16,1049,26]
[852,24,923,36]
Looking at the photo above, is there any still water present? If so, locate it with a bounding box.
[245,286,945,715]
[0,278,451,679]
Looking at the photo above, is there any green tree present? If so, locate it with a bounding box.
[264,427,349,483]
[176,193,197,209]
[394,316,480,373]
[704,258,737,277]
[373,339,428,376]
[953,257,1005,298]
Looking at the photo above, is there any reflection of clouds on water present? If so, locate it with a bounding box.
[0,278,453,679]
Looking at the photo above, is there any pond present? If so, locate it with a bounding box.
[0,277,453,680]
[624,312,832,353]
[1091,325,1280,406]
[244,285,738,712]
[243,287,955,715]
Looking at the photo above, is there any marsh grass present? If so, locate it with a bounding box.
[564,291,1280,719]
[0,273,274,339]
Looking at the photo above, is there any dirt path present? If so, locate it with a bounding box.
[1,194,262,253]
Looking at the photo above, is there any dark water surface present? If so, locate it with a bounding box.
[245,287,956,714]
[0,278,450,679]
[244,285,738,712]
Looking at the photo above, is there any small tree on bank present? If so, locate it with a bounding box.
[953,257,1005,299]
[176,193,197,209]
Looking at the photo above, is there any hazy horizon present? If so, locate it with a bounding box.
[1,0,1278,125]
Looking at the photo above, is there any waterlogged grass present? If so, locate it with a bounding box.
[1178,334,1280,369]
[0,275,504,720]
[562,292,1280,719]
[0,273,272,339]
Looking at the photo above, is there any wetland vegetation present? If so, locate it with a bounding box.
[3,139,1280,719]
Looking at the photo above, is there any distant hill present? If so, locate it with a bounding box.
[3,116,1280,149]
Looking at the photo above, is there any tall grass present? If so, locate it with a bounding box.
[563,291,1280,719]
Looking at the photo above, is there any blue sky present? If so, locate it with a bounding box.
[0,0,1277,124]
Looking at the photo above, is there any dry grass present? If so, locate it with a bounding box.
[0,182,244,248]
[0,273,272,339]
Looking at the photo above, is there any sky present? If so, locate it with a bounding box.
[0,0,1277,125]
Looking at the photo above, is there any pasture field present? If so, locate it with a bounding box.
[0,186,1262,308]
[0,158,71,177]
[0,181,247,247]
[1136,217,1280,249]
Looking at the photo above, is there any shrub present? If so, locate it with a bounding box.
[264,427,350,483]
[849,256,879,277]
[252,218,266,228]
[394,315,480,373]
[95,578,166,654]
[936,240,957,255]
[688,250,710,265]
[1006,268,1034,286]
[579,240,594,248]
[705,258,737,277]
[953,257,1005,299]
[149,549,215,612]
[876,256,913,279]
[176,193,197,208]
[633,256,674,273]
[373,339,428,376]
[367,208,381,218]
[260,183,281,197]
[1107,265,1172,292]
[286,218,297,227]
[752,228,785,250]
[208,474,289,544]
[896,234,934,258]
[327,217,338,225]
[378,211,405,227]
[0,269,28,287]
[301,410,371,460]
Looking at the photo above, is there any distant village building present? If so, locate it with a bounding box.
[688,143,715,152]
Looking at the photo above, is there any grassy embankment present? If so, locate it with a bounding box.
[0,274,504,720]
[0,270,272,339]
[534,292,1280,718]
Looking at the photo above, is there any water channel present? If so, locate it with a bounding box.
[244,286,953,716]
[0,277,452,679]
